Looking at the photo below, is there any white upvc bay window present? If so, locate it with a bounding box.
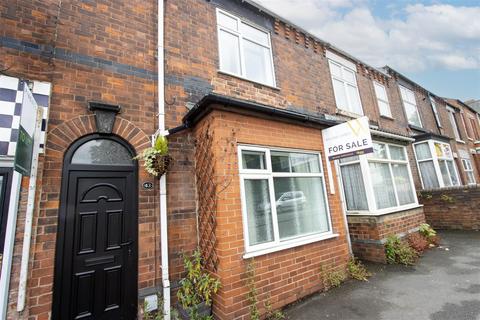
[338,142,418,215]
[461,158,476,185]
[399,85,422,127]
[238,146,334,257]
[327,51,363,115]
[414,140,460,189]
[216,9,276,87]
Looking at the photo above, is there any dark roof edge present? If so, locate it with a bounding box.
[238,0,389,78]
[182,93,340,128]
[413,132,451,143]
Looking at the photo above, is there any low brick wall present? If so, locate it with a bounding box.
[347,207,426,263]
[418,185,480,231]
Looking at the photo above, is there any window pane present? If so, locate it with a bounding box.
[389,145,406,161]
[332,78,348,110]
[378,100,391,117]
[346,84,362,114]
[343,69,355,83]
[243,39,273,85]
[271,151,320,173]
[439,160,452,186]
[241,150,266,170]
[71,139,133,165]
[273,177,329,239]
[218,30,241,75]
[339,155,359,163]
[240,22,269,46]
[418,160,439,189]
[218,11,238,31]
[374,83,387,101]
[434,143,444,157]
[291,153,320,173]
[369,162,397,209]
[467,172,476,184]
[447,160,459,186]
[392,164,414,205]
[329,61,342,78]
[415,143,432,160]
[405,103,421,127]
[244,179,274,246]
[369,143,387,159]
[340,163,368,210]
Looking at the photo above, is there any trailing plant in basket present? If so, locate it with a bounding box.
[135,135,171,176]
[177,250,221,320]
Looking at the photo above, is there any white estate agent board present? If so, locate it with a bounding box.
[322,116,373,161]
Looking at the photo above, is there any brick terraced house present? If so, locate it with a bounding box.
[0,0,479,319]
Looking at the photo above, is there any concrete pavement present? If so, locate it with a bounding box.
[285,231,480,320]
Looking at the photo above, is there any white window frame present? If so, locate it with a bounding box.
[461,158,476,185]
[216,9,277,88]
[460,112,473,141]
[429,95,442,128]
[337,141,419,216]
[413,140,461,189]
[327,52,363,116]
[399,85,422,128]
[238,145,336,258]
[373,81,392,117]
[446,106,464,143]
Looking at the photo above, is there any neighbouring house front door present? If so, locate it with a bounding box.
[53,135,138,320]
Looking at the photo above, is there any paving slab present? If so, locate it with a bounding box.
[285,231,480,320]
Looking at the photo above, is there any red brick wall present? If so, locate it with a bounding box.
[347,207,426,263]
[1,1,199,319]
[194,108,350,320]
[419,186,480,231]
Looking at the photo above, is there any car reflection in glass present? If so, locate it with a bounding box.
[256,191,306,212]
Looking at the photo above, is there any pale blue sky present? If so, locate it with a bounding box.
[255,0,480,101]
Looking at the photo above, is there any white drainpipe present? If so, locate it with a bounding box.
[157,0,171,318]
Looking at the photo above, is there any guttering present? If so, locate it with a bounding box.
[157,0,170,318]
[370,129,415,143]
[413,132,451,143]
[182,93,340,128]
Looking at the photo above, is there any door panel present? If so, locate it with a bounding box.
[56,170,137,320]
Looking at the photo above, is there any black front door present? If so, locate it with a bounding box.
[53,136,137,320]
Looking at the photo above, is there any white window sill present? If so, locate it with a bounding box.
[456,139,466,144]
[474,141,480,145]
[346,204,423,217]
[336,108,364,119]
[217,70,280,91]
[380,114,394,120]
[243,232,339,259]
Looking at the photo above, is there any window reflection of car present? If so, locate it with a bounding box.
[256,191,306,212]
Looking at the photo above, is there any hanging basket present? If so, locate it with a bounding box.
[152,154,172,177]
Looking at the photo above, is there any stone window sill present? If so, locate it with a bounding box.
[243,233,339,259]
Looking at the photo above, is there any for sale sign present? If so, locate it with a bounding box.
[322,116,373,161]
[14,86,38,176]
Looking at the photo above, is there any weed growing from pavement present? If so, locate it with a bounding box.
[385,235,418,266]
[347,258,372,281]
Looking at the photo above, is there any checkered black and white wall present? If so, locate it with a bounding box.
[0,75,51,156]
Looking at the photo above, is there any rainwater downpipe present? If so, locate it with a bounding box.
[157,0,171,318]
